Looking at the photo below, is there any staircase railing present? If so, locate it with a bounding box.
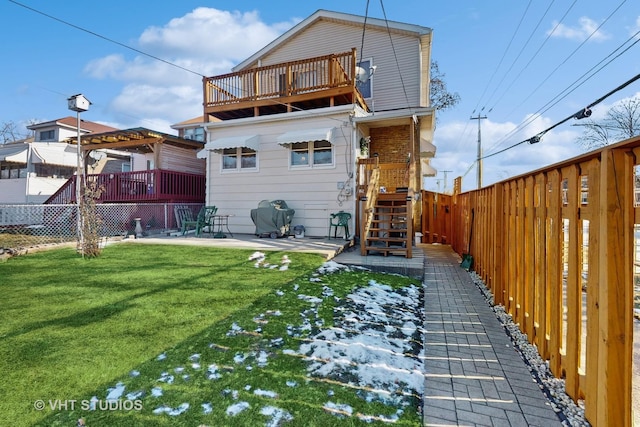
[360,167,380,256]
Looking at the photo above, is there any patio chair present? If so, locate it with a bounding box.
[329,211,351,239]
[182,206,217,236]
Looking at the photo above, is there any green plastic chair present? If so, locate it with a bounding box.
[329,211,351,239]
[182,206,217,236]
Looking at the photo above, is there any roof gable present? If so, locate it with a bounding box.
[233,9,431,71]
[27,117,119,134]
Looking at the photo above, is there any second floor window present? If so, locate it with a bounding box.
[290,141,333,167]
[183,127,205,142]
[39,130,55,141]
[222,147,257,171]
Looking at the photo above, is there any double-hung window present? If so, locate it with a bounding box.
[222,147,257,171]
[290,140,333,168]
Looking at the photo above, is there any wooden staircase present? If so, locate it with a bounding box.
[361,193,413,258]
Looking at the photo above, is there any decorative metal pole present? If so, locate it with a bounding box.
[67,94,91,256]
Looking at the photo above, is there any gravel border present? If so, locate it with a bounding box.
[468,271,590,427]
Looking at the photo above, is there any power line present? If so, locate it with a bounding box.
[483,0,556,113]
[470,0,533,115]
[379,0,412,112]
[9,0,204,78]
[502,0,627,123]
[481,71,640,161]
[484,26,640,157]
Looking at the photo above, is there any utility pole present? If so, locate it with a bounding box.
[470,113,487,189]
[441,170,453,192]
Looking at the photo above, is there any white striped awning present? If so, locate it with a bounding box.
[419,137,436,158]
[0,144,28,163]
[30,143,78,166]
[197,135,260,158]
[277,128,334,145]
[421,159,437,177]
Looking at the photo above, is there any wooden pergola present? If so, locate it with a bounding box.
[67,127,204,167]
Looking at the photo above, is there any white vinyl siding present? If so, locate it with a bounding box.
[253,20,423,111]
[290,141,332,168]
[204,112,353,237]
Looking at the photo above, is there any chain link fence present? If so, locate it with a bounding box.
[0,203,204,252]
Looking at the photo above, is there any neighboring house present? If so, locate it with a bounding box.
[0,117,119,204]
[183,9,438,254]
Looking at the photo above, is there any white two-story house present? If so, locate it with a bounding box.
[0,117,119,204]
[184,9,437,256]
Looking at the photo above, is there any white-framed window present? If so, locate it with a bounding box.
[39,130,55,141]
[183,127,205,142]
[356,58,374,99]
[290,140,333,168]
[222,147,257,171]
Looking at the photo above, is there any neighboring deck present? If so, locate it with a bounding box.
[44,169,205,204]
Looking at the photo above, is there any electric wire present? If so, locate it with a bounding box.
[379,0,412,112]
[9,0,204,78]
[481,71,640,161]
[484,26,640,157]
[483,0,556,113]
[469,0,533,116]
[487,0,627,157]
[9,0,368,129]
[501,0,627,125]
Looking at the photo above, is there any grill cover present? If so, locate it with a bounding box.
[250,200,295,237]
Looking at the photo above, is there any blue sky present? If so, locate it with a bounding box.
[2,0,639,191]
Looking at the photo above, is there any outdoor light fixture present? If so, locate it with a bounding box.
[573,107,592,120]
[67,93,91,256]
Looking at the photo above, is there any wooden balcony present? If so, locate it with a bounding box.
[203,49,369,120]
[45,170,205,204]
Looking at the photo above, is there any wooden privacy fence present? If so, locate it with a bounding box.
[444,135,640,427]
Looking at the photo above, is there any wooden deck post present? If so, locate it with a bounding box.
[595,147,633,426]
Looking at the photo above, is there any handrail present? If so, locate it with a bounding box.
[44,170,205,204]
[203,50,357,107]
[360,167,380,256]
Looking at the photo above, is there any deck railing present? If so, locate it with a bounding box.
[444,135,640,427]
[45,170,205,204]
[204,50,357,108]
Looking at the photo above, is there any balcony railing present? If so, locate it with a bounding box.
[203,49,367,120]
[45,170,205,204]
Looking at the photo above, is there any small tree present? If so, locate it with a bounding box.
[576,97,640,150]
[79,181,104,258]
[430,61,461,113]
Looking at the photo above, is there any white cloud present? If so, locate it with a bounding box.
[547,17,610,42]
[83,7,296,129]
[430,114,585,192]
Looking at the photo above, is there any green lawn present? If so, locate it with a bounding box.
[0,243,422,426]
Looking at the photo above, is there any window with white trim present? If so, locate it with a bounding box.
[222,147,257,171]
[356,59,373,99]
[39,130,55,141]
[290,140,333,167]
[183,127,205,142]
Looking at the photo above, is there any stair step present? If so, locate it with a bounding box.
[366,237,408,243]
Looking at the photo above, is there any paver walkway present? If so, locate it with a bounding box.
[422,245,563,427]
